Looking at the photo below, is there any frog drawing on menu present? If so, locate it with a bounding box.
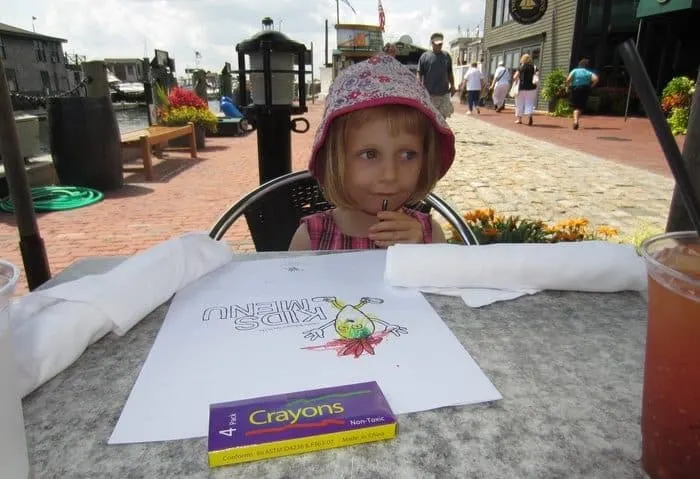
[301,296,408,358]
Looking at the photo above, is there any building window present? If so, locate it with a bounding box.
[54,72,60,92]
[5,68,18,91]
[114,63,126,80]
[493,0,512,27]
[505,48,520,69]
[490,53,505,74]
[50,43,60,62]
[521,45,541,68]
[0,35,6,59]
[40,70,51,93]
[34,41,47,62]
[585,0,605,33]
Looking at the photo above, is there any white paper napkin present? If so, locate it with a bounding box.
[417,286,540,308]
[385,242,647,307]
[10,232,234,397]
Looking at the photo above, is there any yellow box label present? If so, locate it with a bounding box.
[208,422,397,467]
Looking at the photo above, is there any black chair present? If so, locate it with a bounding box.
[209,171,478,250]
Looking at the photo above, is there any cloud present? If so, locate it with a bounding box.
[4,0,485,76]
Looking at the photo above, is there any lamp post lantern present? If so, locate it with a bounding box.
[236,17,310,185]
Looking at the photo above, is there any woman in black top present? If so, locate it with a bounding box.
[511,54,537,125]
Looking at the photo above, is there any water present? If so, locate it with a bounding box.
[36,100,220,154]
[114,106,150,133]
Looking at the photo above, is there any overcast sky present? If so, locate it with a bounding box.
[3,0,485,75]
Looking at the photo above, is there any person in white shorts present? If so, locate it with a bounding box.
[512,54,537,125]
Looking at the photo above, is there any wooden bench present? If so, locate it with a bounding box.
[120,123,197,180]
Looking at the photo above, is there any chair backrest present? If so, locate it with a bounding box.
[210,171,478,250]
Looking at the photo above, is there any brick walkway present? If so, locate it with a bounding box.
[1,99,677,294]
[454,101,683,178]
[1,103,325,294]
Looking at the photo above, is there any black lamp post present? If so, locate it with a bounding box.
[236,17,310,185]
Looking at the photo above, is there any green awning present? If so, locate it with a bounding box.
[637,0,700,18]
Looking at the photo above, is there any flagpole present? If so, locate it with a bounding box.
[336,0,340,25]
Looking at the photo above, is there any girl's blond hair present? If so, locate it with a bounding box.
[318,104,441,209]
[520,54,532,64]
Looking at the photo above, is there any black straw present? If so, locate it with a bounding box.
[617,39,700,236]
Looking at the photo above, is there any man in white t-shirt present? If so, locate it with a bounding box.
[489,61,511,112]
[463,62,484,114]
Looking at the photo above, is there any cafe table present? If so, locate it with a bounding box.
[23,251,649,478]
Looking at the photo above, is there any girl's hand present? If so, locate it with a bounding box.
[368,211,424,247]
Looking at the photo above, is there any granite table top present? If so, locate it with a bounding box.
[23,252,649,478]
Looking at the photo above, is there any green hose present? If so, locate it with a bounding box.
[0,186,104,213]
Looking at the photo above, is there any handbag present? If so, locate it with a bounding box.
[508,82,519,98]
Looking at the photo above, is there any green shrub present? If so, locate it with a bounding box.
[661,76,695,136]
[541,69,568,103]
[662,76,695,100]
[160,106,218,133]
[552,98,573,117]
[668,106,689,136]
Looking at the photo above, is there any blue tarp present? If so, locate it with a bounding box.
[219,96,243,118]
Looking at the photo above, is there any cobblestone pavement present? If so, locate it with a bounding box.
[433,112,674,237]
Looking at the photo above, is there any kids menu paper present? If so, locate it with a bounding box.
[109,250,502,444]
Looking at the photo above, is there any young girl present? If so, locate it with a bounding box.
[289,54,456,251]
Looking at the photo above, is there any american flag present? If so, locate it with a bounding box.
[378,0,385,31]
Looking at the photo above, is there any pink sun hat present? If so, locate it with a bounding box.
[308,54,456,182]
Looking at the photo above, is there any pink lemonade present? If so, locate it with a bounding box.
[641,232,700,479]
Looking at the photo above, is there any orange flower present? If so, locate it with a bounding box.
[596,226,619,238]
[464,211,480,222]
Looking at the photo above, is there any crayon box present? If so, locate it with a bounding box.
[207,381,397,467]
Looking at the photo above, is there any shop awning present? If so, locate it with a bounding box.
[637,0,700,18]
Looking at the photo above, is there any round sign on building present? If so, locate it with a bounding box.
[509,0,548,25]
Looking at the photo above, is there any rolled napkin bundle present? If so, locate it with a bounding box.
[10,232,234,397]
[385,242,647,307]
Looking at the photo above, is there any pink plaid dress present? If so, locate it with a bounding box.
[301,208,433,250]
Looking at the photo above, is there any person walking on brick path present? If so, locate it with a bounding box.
[463,62,484,114]
[566,58,599,130]
[289,54,455,251]
[512,54,537,125]
[417,32,457,119]
[489,60,511,112]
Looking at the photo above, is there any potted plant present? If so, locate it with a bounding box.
[156,86,218,148]
[445,208,619,245]
[540,69,569,115]
[661,76,695,136]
